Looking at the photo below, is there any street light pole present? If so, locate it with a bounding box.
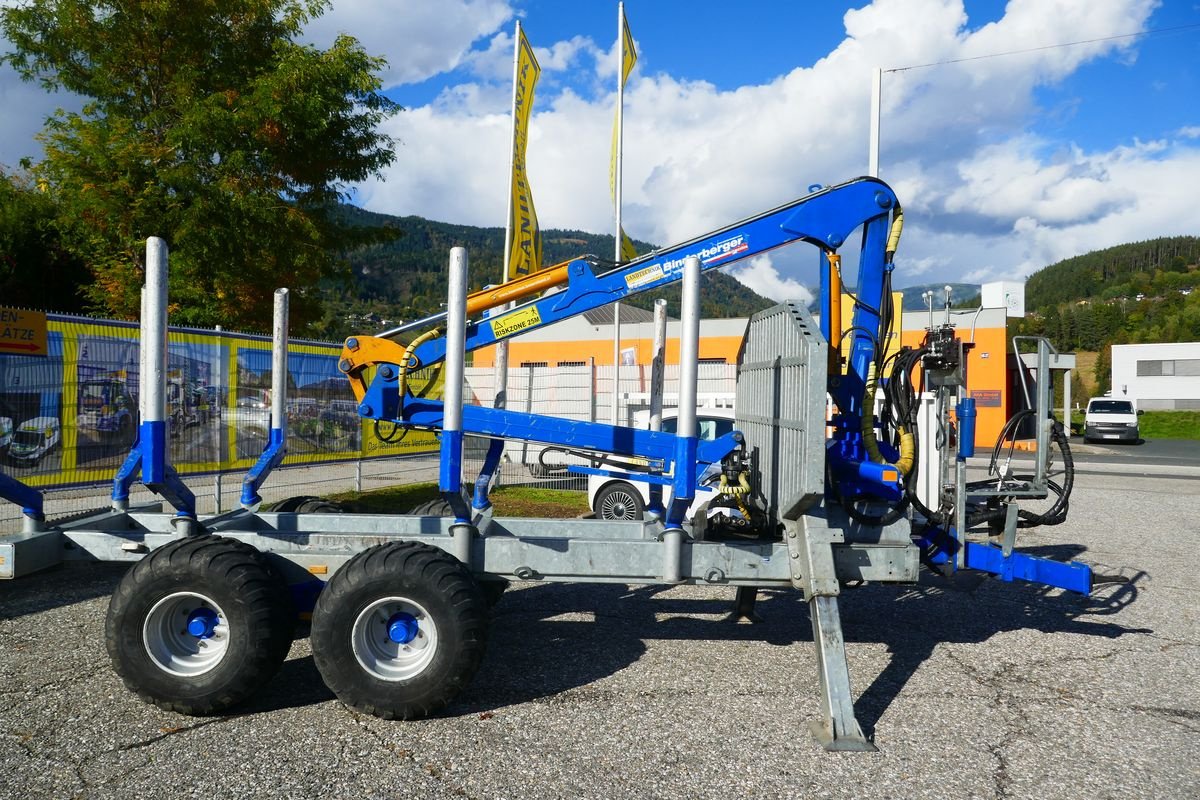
[869,67,882,177]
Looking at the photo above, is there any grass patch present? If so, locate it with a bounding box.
[1069,409,1200,440]
[327,482,589,518]
[1140,410,1200,440]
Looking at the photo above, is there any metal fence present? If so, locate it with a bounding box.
[2,353,736,527]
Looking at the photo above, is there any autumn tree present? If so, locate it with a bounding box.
[1,0,398,330]
[0,169,91,311]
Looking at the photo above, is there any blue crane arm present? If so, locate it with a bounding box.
[346,176,902,522]
[406,176,898,370]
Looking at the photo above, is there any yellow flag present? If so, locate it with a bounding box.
[508,27,542,280]
[609,10,638,262]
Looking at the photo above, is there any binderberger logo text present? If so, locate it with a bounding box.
[661,235,749,274]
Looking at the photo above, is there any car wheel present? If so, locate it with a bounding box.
[594,482,645,521]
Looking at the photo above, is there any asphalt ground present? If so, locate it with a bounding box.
[1,469,1197,799]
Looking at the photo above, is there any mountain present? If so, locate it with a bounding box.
[1011,236,1200,365]
[899,282,980,311]
[1024,236,1200,309]
[318,206,775,338]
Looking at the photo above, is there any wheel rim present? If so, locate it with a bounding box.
[599,488,640,520]
[352,596,438,682]
[143,592,230,677]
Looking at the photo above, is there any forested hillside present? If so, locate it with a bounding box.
[1014,236,1200,351]
[319,206,775,338]
[1012,236,1200,395]
[1025,237,1200,309]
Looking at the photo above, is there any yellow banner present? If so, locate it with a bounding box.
[609,11,639,263]
[507,26,543,280]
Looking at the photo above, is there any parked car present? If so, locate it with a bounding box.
[588,406,736,520]
[0,416,12,452]
[1084,398,1141,443]
[8,416,61,466]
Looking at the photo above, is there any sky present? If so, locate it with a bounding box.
[2,0,1199,303]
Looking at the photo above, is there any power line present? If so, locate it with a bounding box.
[885,21,1200,73]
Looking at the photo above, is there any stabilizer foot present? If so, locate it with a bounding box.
[808,719,877,752]
[724,586,763,623]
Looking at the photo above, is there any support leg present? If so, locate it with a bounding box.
[806,594,876,751]
[725,586,763,623]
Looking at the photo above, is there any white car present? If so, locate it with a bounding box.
[8,416,61,465]
[588,406,737,520]
[1083,398,1141,443]
[0,416,12,451]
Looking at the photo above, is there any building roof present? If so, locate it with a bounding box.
[581,304,661,326]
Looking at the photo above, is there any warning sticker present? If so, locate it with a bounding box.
[492,306,543,339]
[624,264,666,290]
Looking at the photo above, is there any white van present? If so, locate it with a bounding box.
[9,416,61,465]
[1083,398,1141,443]
[587,406,737,520]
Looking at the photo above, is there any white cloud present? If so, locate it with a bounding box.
[4,0,1195,300]
[355,0,1194,297]
[304,0,513,88]
[727,255,814,306]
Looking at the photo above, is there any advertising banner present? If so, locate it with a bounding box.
[0,312,436,491]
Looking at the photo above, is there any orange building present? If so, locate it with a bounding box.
[472,305,747,367]
[473,301,1020,449]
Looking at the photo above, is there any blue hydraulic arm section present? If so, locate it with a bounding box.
[341,176,906,509]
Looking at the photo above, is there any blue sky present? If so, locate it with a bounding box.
[3,1,1199,300]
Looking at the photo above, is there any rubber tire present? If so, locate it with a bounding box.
[105,535,295,715]
[271,495,345,513]
[310,541,488,720]
[405,497,506,606]
[594,481,646,521]
[408,497,454,516]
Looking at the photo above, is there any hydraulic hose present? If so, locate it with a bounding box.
[397,327,442,399]
[885,205,904,264]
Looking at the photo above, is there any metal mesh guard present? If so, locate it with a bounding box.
[735,302,827,524]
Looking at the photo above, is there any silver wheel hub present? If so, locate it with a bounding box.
[352,596,438,681]
[600,489,639,520]
[143,591,230,677]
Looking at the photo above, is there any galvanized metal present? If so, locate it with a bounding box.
[735,303,827,524]
[143,238,168,424]
[444,248,469,436]
[271,289,289,432]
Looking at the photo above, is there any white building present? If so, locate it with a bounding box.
[1111,342,1200,410]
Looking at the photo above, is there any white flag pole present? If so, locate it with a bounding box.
[496,21,522,412]
[611,2,626,426]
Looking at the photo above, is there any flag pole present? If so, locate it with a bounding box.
[611,2,625,426]
[496,20,522,412]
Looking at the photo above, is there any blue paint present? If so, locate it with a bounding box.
[111,421,196,516]
[957,398,976,460]
[472,438,505,511]
[0,471,43,520]
[965,541,1093,595]
[186,607,219,639]
[387,612,419,644]
[241,425,286,507]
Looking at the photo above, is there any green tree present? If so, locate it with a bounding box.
[1094,343,1112,393]
[0,169,90,311]
[2,0,398,330]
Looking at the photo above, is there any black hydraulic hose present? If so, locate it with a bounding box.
[968,419,1074,528]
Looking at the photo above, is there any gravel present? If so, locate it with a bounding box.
[1,470,1197,799]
